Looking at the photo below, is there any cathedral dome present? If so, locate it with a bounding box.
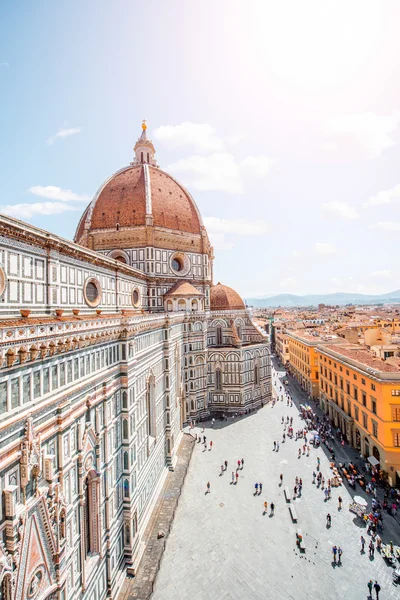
[74,121,210,256]
[210,282,246,311]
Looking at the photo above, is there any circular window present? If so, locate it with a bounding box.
[170,252,190,276]
[84,278,101,307]
[172,258,182,272]
[132,288,140,308]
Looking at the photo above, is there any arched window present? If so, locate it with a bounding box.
[84,470,100,558]
[167,300,173,312]
[124,479,130,498]
[123,419,129,440]
[254,365,259,385]
[147,376,156,439]
[123,451,129,470]
[141,151,144,163]
[191,300,198,311]
[216,327,222,345]
[178,299,186,311]
[237,325,242,340]
[147,152,150,163]
[122,391,128,409]
[215,368,222,391]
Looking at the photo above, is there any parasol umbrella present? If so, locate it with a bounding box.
[368,456,379,466]
[353,496,368,507]
[309,430,319,437]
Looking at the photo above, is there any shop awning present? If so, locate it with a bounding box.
[368,456,379,467]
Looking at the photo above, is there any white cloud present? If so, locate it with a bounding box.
[168,152,274,194]
[47,127,81,145]
[323,111,400,159]
[203,217,269,236]
[371,269,392,278]
[167,153,244,194]
[315,242,337,255]
[375,221,400,231]
[29,185,90,202]
[366,183,400,206]
[322,201,359,219]
[331,277,344,287]
[240,156,275,177]
[208,233,234,251]
[280,277,297,288]
[0,202,79,219]
[154,122,223,153]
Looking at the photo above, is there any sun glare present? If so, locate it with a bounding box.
[249,1,385,90]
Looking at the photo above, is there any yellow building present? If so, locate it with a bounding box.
[275,328,290,365]
[287,331,321,398]
[317,343,400,484]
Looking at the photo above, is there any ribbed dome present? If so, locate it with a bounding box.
[210,282,245,311]
[74,164,210,253]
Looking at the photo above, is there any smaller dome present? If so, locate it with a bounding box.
[210,282,245,311]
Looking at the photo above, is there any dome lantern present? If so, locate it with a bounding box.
[132,120,158,167]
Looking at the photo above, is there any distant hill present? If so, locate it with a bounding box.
[245,290,400,308]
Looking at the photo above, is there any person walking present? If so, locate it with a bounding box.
[259,482,263,494]
[235,471,239,484]
[373,581,381,599]
[273,441,276,451]
[332,545,337,564]
[270,502,275,515]
[312,471,316,484]
[369,540,373,557]
[360,535,365,553]
[237,460,241,470]
[254,483,259,495]
[276,441,279,451]
[231,471,235,483]
[206,481,210,494]
[204,443,207,451]
[317,457,320,470]
[203,435,206,444]
[298,448,301,458]
[337,546,342,564]
[241,458,244,468]
[263,501,268,514]
[209,441,213,451]
[221,465,224,475]
[280,473,283,485]
[367,580,373,597]
[338,496,342,510]
[224,460,228,470]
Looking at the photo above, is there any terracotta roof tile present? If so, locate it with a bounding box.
[210,283,245,311]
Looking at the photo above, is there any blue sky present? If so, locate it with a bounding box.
[1,1,400,297]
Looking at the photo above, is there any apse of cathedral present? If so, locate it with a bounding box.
[0,122,271,600]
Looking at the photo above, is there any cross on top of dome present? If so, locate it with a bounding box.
[132,120,158,167]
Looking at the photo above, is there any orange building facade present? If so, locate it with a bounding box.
[287,332,320,399]
[317,344,400,485]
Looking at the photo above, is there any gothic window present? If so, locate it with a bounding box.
[123,451,129,471]
[122,419,128,440]
[215,369,222,392]
[147,152,150,163]
[216,327,222,346]
[123,480,129,498]
[254,365,260,385]
[122,392,128,409]
[146,376,156,439]
[84,470,100,558]
[141,151,143,163]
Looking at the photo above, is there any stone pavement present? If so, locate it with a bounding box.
[119,434,195,600]
[151,368,400,600]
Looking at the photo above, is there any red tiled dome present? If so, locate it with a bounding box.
[210,282,245,311]
[74,165,209,252]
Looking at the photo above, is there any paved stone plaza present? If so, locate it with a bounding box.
[152,368,400,600]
